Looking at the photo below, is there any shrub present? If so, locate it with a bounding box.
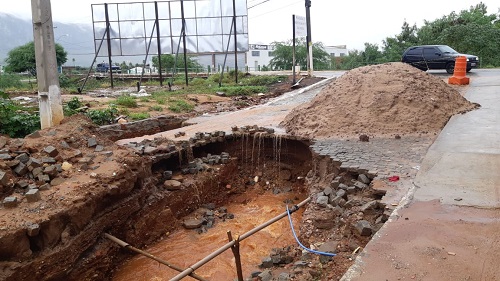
[0,93,40,137]
[63,97,83,116]
[149,105,163,111]
[86,105,118,125]
[216,86,267,96]
[0,74,22,90]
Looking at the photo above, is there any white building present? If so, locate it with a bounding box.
[246,44,276,71]
[245,43,348,71]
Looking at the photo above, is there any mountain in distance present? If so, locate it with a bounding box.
[0,12,96,67]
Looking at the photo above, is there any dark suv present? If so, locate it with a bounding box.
[401,45,479,74]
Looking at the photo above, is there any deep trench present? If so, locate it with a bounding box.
[2,133,387,281]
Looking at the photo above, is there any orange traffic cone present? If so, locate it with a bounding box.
[448,56,470,85]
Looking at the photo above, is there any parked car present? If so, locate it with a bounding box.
[401,45,479,74]
[96,63,121,73]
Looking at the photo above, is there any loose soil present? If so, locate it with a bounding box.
[281,63,479,139]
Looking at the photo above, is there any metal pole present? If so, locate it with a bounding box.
[305,0,313,77]
[292,15,296,85]
[31,0,64,129]
[232,0,238,83]
[155,1,163,86]
[180,0,189,86]
[104,3,114,88]
[79,28,108,93]
[104,233,208,281]
[169,197,311,281]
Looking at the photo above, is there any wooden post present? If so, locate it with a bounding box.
[227,231,244,281]
[31,0,64,129]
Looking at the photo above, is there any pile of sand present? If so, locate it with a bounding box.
[281,62,479,139]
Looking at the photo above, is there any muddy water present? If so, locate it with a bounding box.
[113,190,306,281]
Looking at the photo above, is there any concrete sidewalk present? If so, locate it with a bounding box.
[343,71,500,281]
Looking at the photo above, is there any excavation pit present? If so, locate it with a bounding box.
[0,119,391,281]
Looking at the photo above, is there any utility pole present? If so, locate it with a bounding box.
[31,0,64,129]
[305,0,313,76]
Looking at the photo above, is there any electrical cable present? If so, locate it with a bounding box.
[248,0,271,9]
[286,205,337,257]
[249,0,302,19]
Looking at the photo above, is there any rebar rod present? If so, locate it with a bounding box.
[104,233,208,281]
[169,197,311,281]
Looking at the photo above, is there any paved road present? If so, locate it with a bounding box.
[343,69,500,281]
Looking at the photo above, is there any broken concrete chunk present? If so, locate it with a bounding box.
[41,157,56,164]
[258,270,273,281]
[61,162,73,171]
[0,154,13,160]
[338,183,348,190]
[38,174,50,183]
[361,200,379,212]
[43,165,58,178]
[354,220,373,236]
[316,195,329,207]
[354,181,368,189]
[336,189,346,199]
[87,137,98,148]
[101,151,113,157]
[3,196,18,208]
[16,180,29,189]
[43,146,59,157]
[31,167,43,177]
[358,174,371,184]
[27,157,42,169]
[50,177,65,186]
[94,145,104,152]
[0,137,7,148]
[260,257,273,269]
[15,153,30,164]
[39,183,51,191]
[13,162,29,176]
[25,189,41,202]
[0,170,8,185]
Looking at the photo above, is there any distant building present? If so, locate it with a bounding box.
[324,45,348,57]
[245,43,348,71]
[246,44,276,71]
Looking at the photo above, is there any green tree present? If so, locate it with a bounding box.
[120,61,129,72]
[268,38,331,70]
[152,54,202,72]
[382,21,419,62]
[5,42,68,75]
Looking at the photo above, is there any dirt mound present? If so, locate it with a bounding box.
[281,62,479,139]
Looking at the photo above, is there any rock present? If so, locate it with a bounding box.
[338,183,348,190]
[318,241,338,263]
[61,162,73,171]
[39,183,51,191]
[323,186,333,196]
[260,256,273,268]
[95,145,104,152]
[354,220,373,236]
[6,160,20,168]
[354,181,368,189]
[43,165,58,178]
[163,171,173,180]
[336,189,347,198]
[15,153,30,164]
[251,271,262,278]
[0,137,7,148]
[41,157,56,164]
[3,196,18,208]
[331,178,340,189]
[329,195,343,206]
[313,210,335,229]
[163,180,182,190]
[278,272,290,281]
[70,150,83,159]
[316,195,329,207]
[101,151,113,157]
[25,189,41,202]
[143,146,158,155]
[43,146,59,157]
[14,162,29,176]
[358,174,371,184]
[26,223,40,236]
[346,186,356,194]
[27,157,42,169]
[258,270,272,281]
[32,167,43,177]
[50,177,65,186]
[0,154,13,160]
[183,219,204,229]
[87,137,98,147]
[361,200,379,212]
[0,170,8,185]
[16,180,29,189]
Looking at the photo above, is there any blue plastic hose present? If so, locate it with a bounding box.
[286,205,337,257]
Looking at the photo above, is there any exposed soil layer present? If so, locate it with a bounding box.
[281,63,479,139]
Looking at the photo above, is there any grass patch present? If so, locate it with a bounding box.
[129,112,150,120]
[149,105,163,111]
[168,99,194,113]
[216,86,267,96]
[115,95,138,108]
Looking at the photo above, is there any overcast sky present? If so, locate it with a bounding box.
[3,0,500,50]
